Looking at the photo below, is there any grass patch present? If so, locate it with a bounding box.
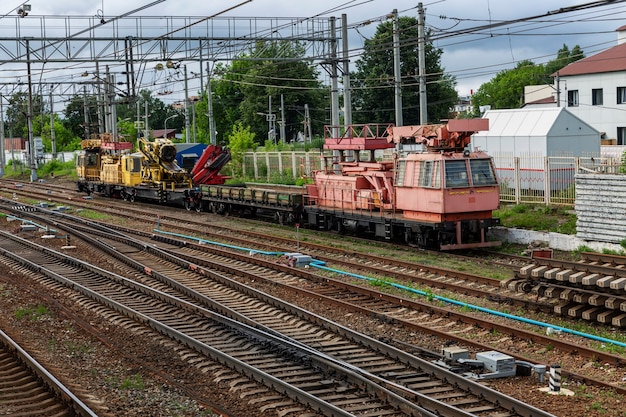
[15,304,49,320]
[121,374,145,390]
[76,209,115,221]
[2,159,77,180]
[494,204,577,234]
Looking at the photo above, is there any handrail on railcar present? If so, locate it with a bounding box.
[324,123,394,141]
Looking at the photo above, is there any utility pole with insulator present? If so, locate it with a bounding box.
[25,39,37,182]
[418,3,428,124]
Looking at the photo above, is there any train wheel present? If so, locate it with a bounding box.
[129,194,135,203]
[184,199,192,211]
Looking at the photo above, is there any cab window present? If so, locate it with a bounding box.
[445,160,469,188]
[469,159,498,186]
[418,160,441,188]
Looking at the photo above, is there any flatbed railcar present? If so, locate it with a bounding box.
[199,183,305,223]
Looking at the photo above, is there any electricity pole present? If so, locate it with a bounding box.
[49,86,56,159]
[26,39,37,182]
[418,3,428,124]
[393,9,403,127]
[0,92,4,178]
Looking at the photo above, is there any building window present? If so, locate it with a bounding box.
[592,88,603,105]
[618,87,626,104]
[567,90,579,107]
[618,127,626,145]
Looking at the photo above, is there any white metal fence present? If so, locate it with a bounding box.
[242,151,322,181]
[241,150,626,206]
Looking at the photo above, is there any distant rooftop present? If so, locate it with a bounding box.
[555,26,626,76]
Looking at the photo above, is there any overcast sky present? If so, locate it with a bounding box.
[4,0,626,100]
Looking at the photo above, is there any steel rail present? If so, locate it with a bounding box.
[0,329,100,417]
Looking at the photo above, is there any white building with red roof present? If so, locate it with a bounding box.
[554,26,626,144]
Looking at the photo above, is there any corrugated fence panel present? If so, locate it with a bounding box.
[576,174,626,243]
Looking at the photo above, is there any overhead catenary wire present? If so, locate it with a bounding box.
[2,1,626,112]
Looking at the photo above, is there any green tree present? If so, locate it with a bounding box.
[545,44,585,76]
[194,61,254,145]
[472,45,584,112]
[5,91,44,138]
[40,115,80,152]
[116,118,138,142]
[115,89,175,139]
[351,16,458,125]
[227,122,256,177]
[208,40,328,146]
[63,93,99,139]
[471,60,545,110]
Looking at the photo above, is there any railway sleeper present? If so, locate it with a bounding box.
[544,286,564,299]
[597,276,617,289]
[598,310,622,324]
[568,304,587,318]
[589,294,609,306]
[582,275,603,286]
[582,307,603,321]
[612,313,626,327]
[606,297,621,309]
[610,277,626,290]
[544,267,562,280]
[554,301,577,316]
[559,288,577,302]
[568,271,587,284]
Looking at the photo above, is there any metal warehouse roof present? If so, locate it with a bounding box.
[473,107,595,138]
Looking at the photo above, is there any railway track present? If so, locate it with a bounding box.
[0,201,558,417]
[1,189,624,337]
[0,327,98,416]
[4,183,626,408]
[0,180,511,271]
[40,185,626,330]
